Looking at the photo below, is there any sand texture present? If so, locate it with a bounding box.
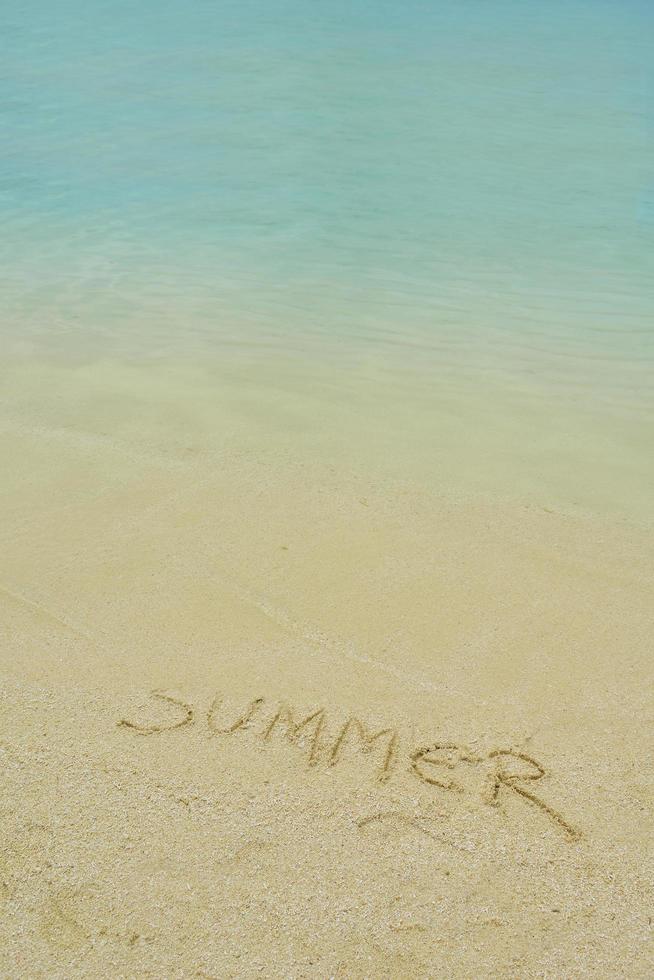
[1,391,653,979]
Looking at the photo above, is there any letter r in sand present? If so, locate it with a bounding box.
[486,749,581,840]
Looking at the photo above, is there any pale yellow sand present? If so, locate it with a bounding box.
[1,360,653,978]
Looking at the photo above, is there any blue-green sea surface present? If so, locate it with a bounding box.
[1,0,653,518]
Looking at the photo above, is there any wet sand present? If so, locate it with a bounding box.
[1,363,653,978]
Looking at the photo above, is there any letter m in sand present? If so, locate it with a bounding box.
[329,717,398,782]
[263,703,326,766]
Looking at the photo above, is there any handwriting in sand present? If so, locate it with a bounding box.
[118,690,581,841]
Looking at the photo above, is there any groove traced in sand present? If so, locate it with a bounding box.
[117,689,582,840]
[0,583,100,646]
[357,811,467,852]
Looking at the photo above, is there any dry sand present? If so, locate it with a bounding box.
[1,366,653,978]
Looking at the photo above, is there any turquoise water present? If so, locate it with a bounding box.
[2,1,653,516]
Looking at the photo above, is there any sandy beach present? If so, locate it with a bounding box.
[1,360,652,978]
[3,1,654,974]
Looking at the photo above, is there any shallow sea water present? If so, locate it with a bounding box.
[1,0,653,520]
